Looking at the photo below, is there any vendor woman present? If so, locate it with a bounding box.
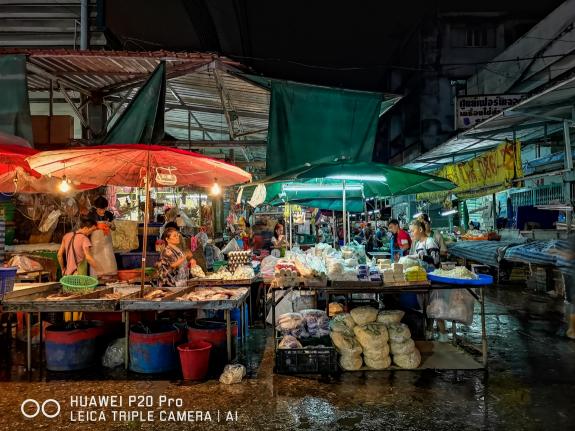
[157,227,194,287]
[408,219,447,342]
[271,222,286,257]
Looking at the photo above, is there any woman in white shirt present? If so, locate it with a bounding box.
[408,219,448,342]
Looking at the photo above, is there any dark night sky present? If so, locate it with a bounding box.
[106,0,565,91]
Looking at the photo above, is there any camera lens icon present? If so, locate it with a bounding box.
[21,399,61,419]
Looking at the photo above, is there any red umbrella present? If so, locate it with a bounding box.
[0,143,95,194]
[28,144,252,291]
[27,144,251,188]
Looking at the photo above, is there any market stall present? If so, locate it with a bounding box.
[120,284,250,367]
[1,282,138,370]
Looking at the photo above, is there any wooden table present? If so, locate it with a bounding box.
[120,286,251,369]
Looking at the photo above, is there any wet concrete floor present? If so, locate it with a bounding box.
[0,285,574,430]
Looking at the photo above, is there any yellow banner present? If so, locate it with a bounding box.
[419,141,522,202]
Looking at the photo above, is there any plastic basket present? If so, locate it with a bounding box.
[275,346,338,376]
[0,267,17,299]
[60,275,98,293]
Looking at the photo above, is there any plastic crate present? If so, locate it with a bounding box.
[275,346,338,375]
[0,267,17,299]
[117,252,160,270]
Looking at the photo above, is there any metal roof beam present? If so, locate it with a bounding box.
[106,95,268,120]
[167,83,214,140]
[100,60,214,95]
[504,110,575,125]
[27,61,90,95]
[163,140,266,148]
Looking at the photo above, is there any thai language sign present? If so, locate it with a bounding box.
[456,94,524,129]
[419,141,523,201]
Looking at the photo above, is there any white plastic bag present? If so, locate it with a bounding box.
[427,289,475,325]
[90,229,118,276]
[221,238,241,255]
[219,364,246,384]
[102,338,125,368]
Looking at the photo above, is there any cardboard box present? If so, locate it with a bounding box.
[31,115,74,145]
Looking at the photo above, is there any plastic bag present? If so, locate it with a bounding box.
[219,364,246,384]
[39,209,61,233]
[278,335,303,349]
[90,229,118,276]
[221,238,241,255]
[102,338,125,368]
[300,309,329,337]
[427,289,475,325]
[8,255,43,273]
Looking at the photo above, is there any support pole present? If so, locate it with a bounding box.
[332,210,336,248]
[140,152,151,295]
[342,180,347,244]
[564,120,573,233]
[80,0,89,50]
[492,193,497,230]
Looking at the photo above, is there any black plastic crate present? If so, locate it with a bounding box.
[275,346,338,375]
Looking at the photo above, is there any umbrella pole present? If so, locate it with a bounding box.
[332,210,336,248]
[140,152,151,296]
[342,180,347,245]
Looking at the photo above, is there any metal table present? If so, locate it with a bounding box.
[120,286,250,369]
[321,280,489,367]
[1,283,131,371]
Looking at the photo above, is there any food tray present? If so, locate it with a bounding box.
[427,273,493,285]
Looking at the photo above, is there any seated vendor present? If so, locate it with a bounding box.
[157,227,194,288]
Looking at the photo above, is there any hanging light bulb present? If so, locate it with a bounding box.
[211,178,221,196]
[59,175,71,193]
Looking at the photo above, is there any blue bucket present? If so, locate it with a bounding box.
[129,323,182,373]
[213,307,249,339]
[45,321,105,371]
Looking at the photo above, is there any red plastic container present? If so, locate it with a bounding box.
[178,340,212,380]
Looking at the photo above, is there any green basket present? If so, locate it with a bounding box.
[60,275,99,293]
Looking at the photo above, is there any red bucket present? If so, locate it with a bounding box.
[178,340,212,380]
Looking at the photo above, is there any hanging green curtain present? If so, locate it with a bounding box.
[266,81,384,175]
[0,55,33,144]
[102,62,166,144]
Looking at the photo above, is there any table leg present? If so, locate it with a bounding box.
[480,287,488,367]
[272,289,276,352]
[124,311,130,370]
[240,303,245,344]
[225,309,232,362]
[263,286,267,329]
[26,312,31,371]
[38,312,43,366]
[451,320,457,346]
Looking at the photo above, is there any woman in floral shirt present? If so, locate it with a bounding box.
[157,227,194,287]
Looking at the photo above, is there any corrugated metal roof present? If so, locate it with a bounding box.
[0,48,270,171]
[404,75,575,172]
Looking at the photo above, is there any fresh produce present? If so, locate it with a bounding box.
[430,266,478,280]
[405,266,428,282]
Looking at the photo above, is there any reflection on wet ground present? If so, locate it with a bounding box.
[0,285,574,430]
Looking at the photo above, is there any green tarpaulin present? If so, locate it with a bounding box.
[0,55,33,144]
[259,161,456,198]
[270,198,365,212]
[102,62,166,144]
[266,81,384,175]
